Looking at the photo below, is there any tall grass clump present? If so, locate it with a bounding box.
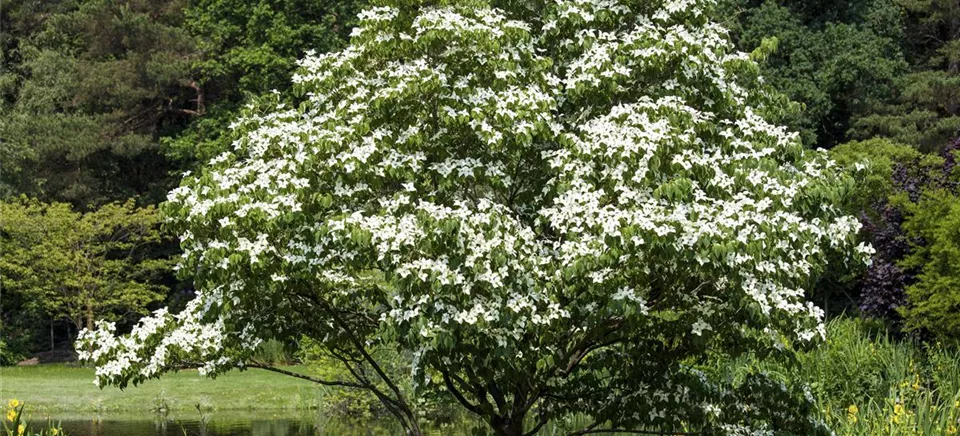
[804,319,960,435]
[251,339,297,365]
[711,318,960,435]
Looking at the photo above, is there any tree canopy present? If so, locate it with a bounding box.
[1,199,173,333]
[0,0,197,206]
[721,0,906,148]
[163,0,364,165]
[78,1,870,434]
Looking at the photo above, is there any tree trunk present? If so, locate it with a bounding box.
[86,304,94,331]
[491,415,526,436]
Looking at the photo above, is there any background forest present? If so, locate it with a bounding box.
[1,0,960,433]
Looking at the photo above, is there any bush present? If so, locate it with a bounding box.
[0,339,9,367]
[899,188,960,340]
[830,138,924,213]
[829,139,930,319]
[831,138,960,334]
[0,322,31,367]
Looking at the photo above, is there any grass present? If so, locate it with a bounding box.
[0,364,327,415]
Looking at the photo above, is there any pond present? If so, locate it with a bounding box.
[45,418,317,436]
[33,413,484,436]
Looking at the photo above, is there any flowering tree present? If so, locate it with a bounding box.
[78,0,872,434]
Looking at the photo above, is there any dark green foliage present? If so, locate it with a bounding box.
[724,0,906,148]
[163,0,364,165]
[0,338,12,366]
[851,72,960,152]
[186,0,360,97]
[726,0,960,153]
[0,0,198,206]
[0,0,366,205]
[849,0,960,151]
[0,262,54,363]
[0,0,61,199]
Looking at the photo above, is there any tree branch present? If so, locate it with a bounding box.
[245,362,366,389]
[300,292,406,400]
[558,318,624,378]
[462,364,498,416]
[442,370,484,415]
[326,348,414,434]
[488,381,507,414]
[291,292,420,435]
[568,429,697,436]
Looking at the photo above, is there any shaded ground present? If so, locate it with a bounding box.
[17,349,78,365]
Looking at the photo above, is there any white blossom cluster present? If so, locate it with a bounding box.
[78,0,867,432]
[76,295,242,387]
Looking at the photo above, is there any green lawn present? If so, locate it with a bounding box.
[0,364,326,415]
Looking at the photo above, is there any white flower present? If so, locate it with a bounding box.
[692,319,712,336]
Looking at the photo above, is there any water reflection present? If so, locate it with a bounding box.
[39,415,409,436]
[50,418,321,436]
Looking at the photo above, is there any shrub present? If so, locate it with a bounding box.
[0,326,29,367]
[831,138,960,330]
[0,339,16,367]
[830,138,924,213]
[829,140,923,319]
[899,188,960,340]
[869,138,960,340]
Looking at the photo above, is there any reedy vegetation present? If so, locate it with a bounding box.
[713,318,960,436]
